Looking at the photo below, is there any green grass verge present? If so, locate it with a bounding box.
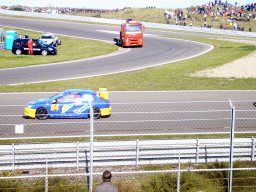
[1,133,256,144]
[70,7,256,32]
[0,26,118,69]
[1,36,256,92]
[70,8,167,23]
[2,161,256,191]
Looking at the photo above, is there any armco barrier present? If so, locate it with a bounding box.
[1,9,256,37]
[0,138,255,171]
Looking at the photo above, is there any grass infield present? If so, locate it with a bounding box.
[1,36,255,92]
[0,26,118,69]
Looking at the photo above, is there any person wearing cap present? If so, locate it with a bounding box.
[95,170,118,192]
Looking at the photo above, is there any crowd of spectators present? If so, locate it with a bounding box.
[167,1,256,31]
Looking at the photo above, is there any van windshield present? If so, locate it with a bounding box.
[125,24,142,32]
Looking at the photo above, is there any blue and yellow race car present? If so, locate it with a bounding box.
[24,88,111,120]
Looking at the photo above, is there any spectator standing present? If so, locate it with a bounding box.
[27,38,33,55]
[233,22,237,30]
[190,21,193,27]
[96,170,119,192]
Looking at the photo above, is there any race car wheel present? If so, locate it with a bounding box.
[103,114,111,118]
[89,107,101,119]
[15,49,22,55]
[36,107,49,120]
[41,50,48,56]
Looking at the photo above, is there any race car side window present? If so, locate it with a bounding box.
[81,94,95,102]
[57,93,81,103]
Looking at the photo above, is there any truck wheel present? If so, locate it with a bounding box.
[15,49,22,55]
[41,50,48,56]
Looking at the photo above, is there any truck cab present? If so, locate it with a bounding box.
[115,20,145,47]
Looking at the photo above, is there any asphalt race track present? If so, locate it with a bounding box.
[0,17,255,139]
[0,16,212,85]
[0,91,256,139]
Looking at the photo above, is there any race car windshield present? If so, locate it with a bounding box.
[125,24,142,32]
[49,92,63,100]
[41,35,53,39]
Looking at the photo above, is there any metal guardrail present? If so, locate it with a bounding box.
[0,137,255,171]
[0,9,256,38]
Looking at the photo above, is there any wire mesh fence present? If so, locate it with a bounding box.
[0,96,256,191]
[0,101,233,138]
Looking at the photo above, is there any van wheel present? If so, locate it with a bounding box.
[41,50,48,56]
[15,49,22,55]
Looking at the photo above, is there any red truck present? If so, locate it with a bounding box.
[114,19,145,47]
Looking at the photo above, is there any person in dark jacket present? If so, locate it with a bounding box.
[96,170,118,192]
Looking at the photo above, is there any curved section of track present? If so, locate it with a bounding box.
[0,16,212,85]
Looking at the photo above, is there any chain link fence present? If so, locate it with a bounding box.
[0,101,232,138]
[0,95,256,191]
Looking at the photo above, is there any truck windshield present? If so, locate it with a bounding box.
[125,24,142,32]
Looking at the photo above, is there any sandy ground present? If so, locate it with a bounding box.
[191,38,256,78]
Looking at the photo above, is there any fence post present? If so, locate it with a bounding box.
[12,144,15,174]
[89,102,94,192]
[136,139,139,167]
[177,152,181,192]
[77,141,79,170]
[229,101,235,192]
[252,137,255,161]
[205,145,207,163]
[45,157,48,192]
[196,138,200,165]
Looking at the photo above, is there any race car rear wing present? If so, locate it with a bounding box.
[99,88,108,100]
